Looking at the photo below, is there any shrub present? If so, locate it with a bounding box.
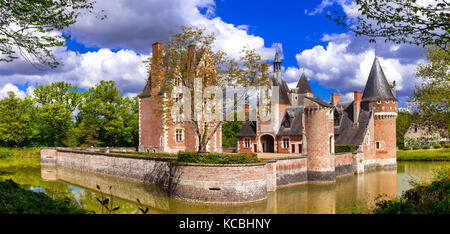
[177,152,259,164]
[412,145,421,150]
[335,144,356,153]
[110,151,174,158]
[434,144,442,149]
[445,143,450,148]
[402,146,411,150]
[423,145,431,149]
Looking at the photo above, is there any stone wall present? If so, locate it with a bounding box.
[274,157,307,186]
[334,152,354,176]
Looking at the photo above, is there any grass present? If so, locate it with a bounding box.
[0,147,40,158]
[397,148,450,161]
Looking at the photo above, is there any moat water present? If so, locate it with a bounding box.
[0,156,448,214]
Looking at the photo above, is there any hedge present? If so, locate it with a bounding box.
[177,152,259,164]
[434,144,442,149]
[445,143,450,148]
[335,144,356,153]
[110,151,175,158]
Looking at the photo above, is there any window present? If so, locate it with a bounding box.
[282,138,290,149]
[283,119,291,128]
[376,141,381,149]
[414,128,418,133]
[386,100,389,103]
[175,129,184,142]
[393,101,396,104]
[244,138,251,148]
[377,100,381,104]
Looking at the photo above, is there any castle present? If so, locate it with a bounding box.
[138,42,398,177]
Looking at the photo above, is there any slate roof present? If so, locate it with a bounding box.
[294,72,313,94]
[334,101,372,146]
[277,106,303,136]
[362,57,397,102]
[271,76,291,105]
[138,75,152,98]
[304,96,334,108]
[237,121,257,137]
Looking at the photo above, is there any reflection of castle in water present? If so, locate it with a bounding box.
[42,164,397,214]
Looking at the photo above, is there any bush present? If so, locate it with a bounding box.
[335,144,356,153]
[445,143,450,148]
[434,144,442,149]
[110,151,174,158]
[0,179,87,214]
[423,145,431,149]
[177,152,259,164]
[402,146,411,150]
[412,145,421,150]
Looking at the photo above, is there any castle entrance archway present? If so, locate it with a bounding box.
[260,135,275,153]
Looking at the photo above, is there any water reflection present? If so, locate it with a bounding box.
[0,157,448,214]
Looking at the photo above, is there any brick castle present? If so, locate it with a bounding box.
[138,42,398,177]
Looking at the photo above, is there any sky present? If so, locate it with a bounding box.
[0,0,427,108]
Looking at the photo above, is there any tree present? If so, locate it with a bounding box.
[396,111,414,147]
[410,46,449,132]
[76,80,138,147]
[155,26,268,152]
[33,81,81,146]
[0,92,35,147]
[327,0,449,49]
[0,0,105,68]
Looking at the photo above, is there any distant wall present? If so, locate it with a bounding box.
[335,152,354,176]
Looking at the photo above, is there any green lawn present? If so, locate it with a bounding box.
[397,148,450,161]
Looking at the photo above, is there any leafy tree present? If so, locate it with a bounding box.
[0,0,105,68]
[76,80,138,147]
[33,81,81,146]
[155,26,268,152]
[410,46,450,133]
[327,0,449,49]
[0,92,35,147]
[396,111,414,146]
[222,121,242,148]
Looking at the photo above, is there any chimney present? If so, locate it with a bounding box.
[331,93,340,106]
[353,90,361,124]
[151,42,164,94]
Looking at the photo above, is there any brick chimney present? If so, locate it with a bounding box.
[331,93,340,106]
[353,90,362,124]
[151,42,164,94]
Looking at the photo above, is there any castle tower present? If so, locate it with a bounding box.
[273,45,282,81]
[361,56,397,168]
[304,97,336,182]
[138,42,165,152]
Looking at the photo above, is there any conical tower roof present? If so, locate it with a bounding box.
[362,57,396,102]
[296,71,312,93]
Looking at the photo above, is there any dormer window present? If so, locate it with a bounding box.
[283,118,291,128]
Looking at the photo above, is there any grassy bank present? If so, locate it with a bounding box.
[397,148,450,161]
[0,179,87,214]
[369,167,449,214]
[0,147,40,158]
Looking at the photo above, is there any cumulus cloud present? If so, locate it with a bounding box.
[69,0,274,60]
[289,33,423,106]
[0,48,149,97]
[0,83,31,99]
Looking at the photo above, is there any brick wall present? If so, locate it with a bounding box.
[334,152,354,176]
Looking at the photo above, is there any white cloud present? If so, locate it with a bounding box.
[0,83,27,99]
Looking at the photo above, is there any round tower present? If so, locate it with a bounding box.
[361,57,397,168]
[304,97,336,182]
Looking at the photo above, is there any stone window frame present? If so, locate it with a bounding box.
[244,138,251,148]
[282,137,290,149]
[375,141,384,150]
[175,129,184,142]
[377,100,381,104]
[386,100,389,103]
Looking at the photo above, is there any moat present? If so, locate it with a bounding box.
[1,156,447,214]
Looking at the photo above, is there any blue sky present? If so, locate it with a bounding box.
[0,0,425,108]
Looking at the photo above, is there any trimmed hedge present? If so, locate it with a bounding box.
[423,145,431,149]
[412,145,421,150]
[445,143,450,148]
[434,144,442,149]
[177,152,259,164]
[335,144,356,153]
[110,151,175,158]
